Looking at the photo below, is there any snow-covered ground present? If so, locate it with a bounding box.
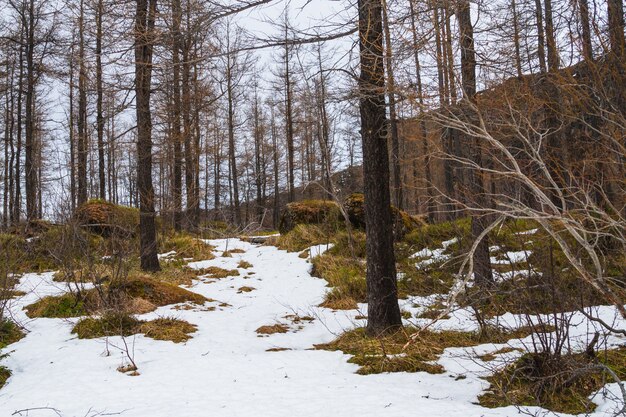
[0,238,623,417]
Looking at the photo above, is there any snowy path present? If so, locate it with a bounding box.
[0,239,619,417]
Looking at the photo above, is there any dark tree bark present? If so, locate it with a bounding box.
[382,1,403,210]
[135,0,160,272]
[284,31,295,203]
[534,0,548,73]
[24,0,37,220]
[358,0,402,337]
[226,49,241,226]
[171,0,183,230]
[96,0,106,200]
[77,0,88,207]
[578,0,593,61]
[608,0,625,58]
[457,0,494,286]
[544,0,560,71]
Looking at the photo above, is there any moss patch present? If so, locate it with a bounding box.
[73,314,196,343]
[0,319,25,349]
[479,349,626,414]
[316,326,536,375]
[0,366,10,389]
[25,293,88,318]
[72,313,143,338]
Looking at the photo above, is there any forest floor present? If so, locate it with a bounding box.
[0,237,624,417]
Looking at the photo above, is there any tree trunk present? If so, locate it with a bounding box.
[534,0,548,73]
[382,0,403,210]
[358,0,402,337]
[77,0,88,207]
[578,0,593,61]
[544,0,559,71]
[457,0,493,286]
[24,0,37,220]
[171,0,183,230]
[135,0,160,272]
[96,0,106,200]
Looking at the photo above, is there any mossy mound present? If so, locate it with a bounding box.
[345,193,425,239]
[108,274,207,309]
[25,274,207,318]
[275,224,333,252]
[75,199,139,236]
[73,314,196,343]
[72,312,143,338]
[278,200,342,234]
[24,293,89,318]
[312,255,366,310]
[479,349,626,415]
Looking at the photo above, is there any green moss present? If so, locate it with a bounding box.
[0,366,10,389]
[72,313,143,338]
[0,319,25,349]
[24,293,87,318]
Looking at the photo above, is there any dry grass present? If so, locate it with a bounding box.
[197,266,240,278]
[229,248,246,254]
[237,286,255,293]
[312,254,366,310]
[237,260,253,269]
[160,233,215,261]
[256,324,289,334]
[139,318,197,343]
[478,347,520,362]
[0,366,11,389]
[316,325,537,375]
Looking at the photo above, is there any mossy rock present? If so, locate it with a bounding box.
[278,200,342,234]
[75,199,139,237]
[344,193,425,240]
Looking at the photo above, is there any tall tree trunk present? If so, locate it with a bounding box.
[284,37,295,203]
[382,0,403,210]
[608,0,625,58]
[135,0,160,272]
[544,0,559,71]
[457,0,493,286]
[534,0,548,73]
[77,0,88,207]
[226,51,241,226]
[171,0,183,230]
[512,0,523,77]
[578,0,593,61]
[358,0,402,336]
[96,0,106,200]
[24,0,37,220]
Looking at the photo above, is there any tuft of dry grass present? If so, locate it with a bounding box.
[237,286,255,293]
[197,266,240,279]
[160,233,215,261]
[229,248,246,254]
[0,319,24,349]
[256,324,289,334]
[140,318,197,343]
[237,260,253,269]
